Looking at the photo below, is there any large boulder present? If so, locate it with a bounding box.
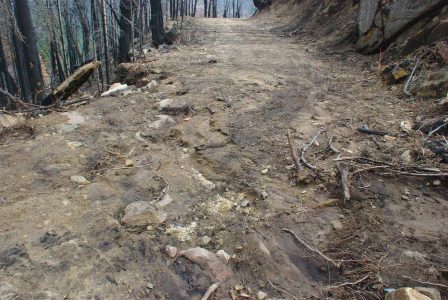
[357,0,448,54]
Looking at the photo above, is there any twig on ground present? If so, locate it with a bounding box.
[287,130,303,172]
[268,280,298,300]
[385,169,448,177]
[282,228,341,268]
[401,275,448,289]
[404,58,421,96]
[334,157,448,177]
[327,135,340,153]
[102,163,152,173]
[201,283,220,300]
[349,165,389,177]
[300,128,325,170]
[336,162,351,203]
[327,275,370,289]
[428,122,448,137]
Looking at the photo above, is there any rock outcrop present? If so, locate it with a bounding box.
[357,0,448,54]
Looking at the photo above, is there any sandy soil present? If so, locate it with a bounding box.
[0,17,447,300]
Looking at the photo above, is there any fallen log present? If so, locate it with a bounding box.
[42,61,100,105]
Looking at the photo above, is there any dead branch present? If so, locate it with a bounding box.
[336,162,351,203]
[301,128,325,170]
[0,88,31,109]
[334,156,448,177]
[282,228,341,268]
[327,275,370,289]
[349,165,389,177]
[404,58,420,96]
[287,130,303,172]
[327,135,340,153]
[385,169,448,177]
[201,283,220,300]
[401,275,448,289]
[268,280,298,300]
[428,122,448,137]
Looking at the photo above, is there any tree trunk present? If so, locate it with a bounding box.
[203,0,207,17]
[193,0,198,16]
[10,30,30,101]
[207,0,212,17]
[0,36,18,96]
[74,0,90,60]
[119,0,132,62]
[150,0,166,47]
[91,0,104,92]
[14,0,45,103]
[55,0,69,77]
[100,0,111,86]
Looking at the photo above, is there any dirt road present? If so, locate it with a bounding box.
[1,18,447,299]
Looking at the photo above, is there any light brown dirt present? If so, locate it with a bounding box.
[0,17,447,300]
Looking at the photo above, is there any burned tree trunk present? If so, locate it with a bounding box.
[14,0,45,103]
[193,0,198,16]
[74,0,91,60]
[100,0,111,85]
[150,0,166,47]
[119,0,132,62]
[0,36,17,97]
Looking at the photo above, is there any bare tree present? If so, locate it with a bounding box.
[14,0,45,103]
[119,0,132,62]
[100,0,111,85]
[150,0,165,47]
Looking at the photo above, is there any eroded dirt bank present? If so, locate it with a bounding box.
[0,18,447,299]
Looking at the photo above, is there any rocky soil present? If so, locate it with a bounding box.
[0,17,447,300]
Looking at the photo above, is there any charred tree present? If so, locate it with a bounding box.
[74,0,90,59]
[149,0,165,47]
[0,36,17,97]
[119,0,132,62]
[14,0,45,103]
[100,0,111,85]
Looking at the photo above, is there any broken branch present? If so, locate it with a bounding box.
[301,128,325,170]
[336,162,351,203]
[0,88,31,109]
[334,156,448,177]
[268,280,298,300]
[282,228,341,268]
[201,283,220,300]
[327,275,370,289]
[404,58,420,96]
[287,130,303,172]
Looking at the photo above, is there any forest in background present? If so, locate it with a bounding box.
[0,0,255,108]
